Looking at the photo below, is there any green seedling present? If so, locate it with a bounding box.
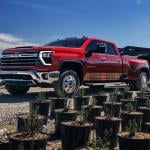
[126,119,138,137]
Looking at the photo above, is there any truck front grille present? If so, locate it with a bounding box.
[1,52,41,66]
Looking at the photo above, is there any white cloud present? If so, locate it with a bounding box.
[135,0,143,4]
[0,33,36,49]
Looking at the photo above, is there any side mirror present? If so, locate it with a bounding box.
[97,43,106,54]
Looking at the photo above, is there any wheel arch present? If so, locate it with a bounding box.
[59,60,84,85]
[137,67,150,80]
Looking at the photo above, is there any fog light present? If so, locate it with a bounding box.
[42,73,49,80]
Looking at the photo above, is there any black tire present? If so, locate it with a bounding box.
[55,70,80,98]
[129,72,148,91]
[5,85,30,95]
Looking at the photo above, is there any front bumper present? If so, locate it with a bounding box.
[0,70,60,86]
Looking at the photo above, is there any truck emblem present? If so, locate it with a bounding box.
[12,53,19,58]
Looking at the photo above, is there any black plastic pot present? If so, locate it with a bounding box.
[55,109,78,137]
[104,102,122,118]
[0,141,9,150]
[95,116,121,149]
[136,91,150,98]
[17,114,45,132]
[93,94,108,106]
[75,147,94,150]
[135,97,149,107]
[144,122,150,133]
[74,96,90,110]
[138,107,150,129]
[121,111,143,131]
[118,132,150,150]
[49,98,66,119]
[9,132,47,150]
[30,101,50,123]
[123,91,133,99]
[82,105,103,128]
[121,99,137,111]
[61,121,93,150]
[116,93,124,102]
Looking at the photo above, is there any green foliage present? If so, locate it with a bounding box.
[109,93,117,103]
[125,102,134,112]
[89,136,110,150]
[37,92,46,102]
[23,111,44,133]
[105,107,115,119]
[138,89,148,98]
[144,99,150,108]
[76,88,85,97]
[78,106,89,123]
[126,119,138,137]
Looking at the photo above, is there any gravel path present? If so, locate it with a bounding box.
[0,86,55,132]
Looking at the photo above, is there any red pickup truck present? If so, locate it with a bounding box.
[0,37,149,97]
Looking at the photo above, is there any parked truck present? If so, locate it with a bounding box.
[0,37,149,97]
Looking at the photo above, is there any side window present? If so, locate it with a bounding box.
[86,40,106,54]
[86,40,97,52]
[106,43,117,55]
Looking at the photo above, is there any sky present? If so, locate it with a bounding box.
[0,0,150,49]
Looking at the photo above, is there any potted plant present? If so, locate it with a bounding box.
[135,90,149,107]
[81,96,103,128]
[9,110,47,150]
[121,99,137,112]
[49,96,67,119]
[118,119,150,150]
[75,136,110,150]
[123,91,133,99]
[17,110,45,132]
[92,92,108,106]
[103,92,122,118]
[30,91,50,124]
[144,122,150,133]
[95,92,122,149]
[61,106,93,150]
[54,98,78,137]
[88,133,110,150]
[121,101,143,131]
[138,99,150,130]
[74,88,90,110]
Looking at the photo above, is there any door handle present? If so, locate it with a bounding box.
[101,58,106,61]
[117,60,122,63]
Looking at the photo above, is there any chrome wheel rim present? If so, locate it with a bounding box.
[141,74,147,89]
[62,75,76,94]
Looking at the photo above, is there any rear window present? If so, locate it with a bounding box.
[45,38,86,48]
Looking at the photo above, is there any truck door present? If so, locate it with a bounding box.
[104,43,123,80]
[84,40,110,81]
[84,40,122,81]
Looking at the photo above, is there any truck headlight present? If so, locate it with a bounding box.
[39,51,54,65]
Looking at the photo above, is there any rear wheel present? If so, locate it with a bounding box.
[5,85,30,95]
[129,72,148,91]
[55,70,80,98]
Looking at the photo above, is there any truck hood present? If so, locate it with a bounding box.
[3,46,83,54]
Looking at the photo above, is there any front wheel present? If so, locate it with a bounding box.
[129,72,148,91]
[55,70,80,98]
[5,85,30,95]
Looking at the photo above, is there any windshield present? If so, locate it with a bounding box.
[45,38,86,48]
